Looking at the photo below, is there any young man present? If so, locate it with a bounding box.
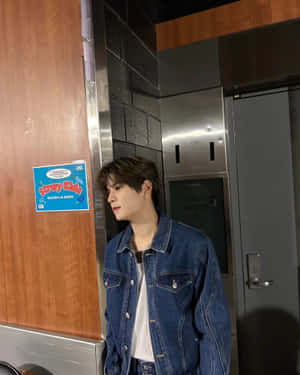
[99,156,231,375]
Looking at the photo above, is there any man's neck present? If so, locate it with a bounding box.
[131,206,158,251]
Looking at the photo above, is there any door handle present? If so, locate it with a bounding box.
[246,253,274,289]
[247,276,274,289]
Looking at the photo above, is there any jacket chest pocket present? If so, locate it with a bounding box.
[156,272,193,293]
[103,270,124,289]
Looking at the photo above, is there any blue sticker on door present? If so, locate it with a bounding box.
[33,162,89,212]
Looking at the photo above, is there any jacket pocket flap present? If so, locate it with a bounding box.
[157,272,193,292]
[104,271,123,288]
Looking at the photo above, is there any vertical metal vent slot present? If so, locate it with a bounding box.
[175,145,180,163]
[210,142,215,161]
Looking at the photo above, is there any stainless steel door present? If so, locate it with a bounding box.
[232,90,299,375]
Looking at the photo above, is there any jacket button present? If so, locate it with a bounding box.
[129,253,133,257]
[130,280,135,286]
[172,280,178,289]
[104,281,108,287]
[124,345,128,351]
[125,312,130,319]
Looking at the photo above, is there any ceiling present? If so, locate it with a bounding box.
[143,0,239,23]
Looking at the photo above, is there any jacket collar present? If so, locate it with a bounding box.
[117,214,172,254]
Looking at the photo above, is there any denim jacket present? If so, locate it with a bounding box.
[103,215,231,375]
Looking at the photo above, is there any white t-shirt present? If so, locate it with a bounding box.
[130,260,155,361]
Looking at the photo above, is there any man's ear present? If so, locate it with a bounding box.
[142,180,153,195]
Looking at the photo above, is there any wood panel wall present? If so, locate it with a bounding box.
[156,0,300,51]
[0,0,101,339]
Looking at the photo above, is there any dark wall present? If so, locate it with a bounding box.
[104,0,165,213]
[159,38,220,96]
[143,0,239,23]
[159,18,300,96]
[220,19,300,94]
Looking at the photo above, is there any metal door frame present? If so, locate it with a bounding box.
[224,86,294,318]
[223,96,246,317]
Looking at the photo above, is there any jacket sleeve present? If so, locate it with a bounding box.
[194,238,232,375]
[104,308,122,375]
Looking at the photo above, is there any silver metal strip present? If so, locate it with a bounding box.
[81,0,113,339]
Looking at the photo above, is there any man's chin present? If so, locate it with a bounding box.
[112,209,132,222]
[114,213,127,221]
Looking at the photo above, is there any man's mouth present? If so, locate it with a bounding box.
[112,206,120,213]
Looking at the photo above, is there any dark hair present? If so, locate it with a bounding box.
[98,156,160,207]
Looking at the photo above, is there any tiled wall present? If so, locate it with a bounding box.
[104,0,164,210]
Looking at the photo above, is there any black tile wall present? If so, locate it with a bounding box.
[110,99,126,141]
[148,116,162,150]
[113,140,136,159]
[125,30,158,86]
[105,0,127,20]
[107,52,131,104]
[132,92,160,119]
[105,6,123,57]
[125,107,148,146]
[136,146,162,179]
[128,0,156,52]
[129,69,159,99]
[104,1,164,209]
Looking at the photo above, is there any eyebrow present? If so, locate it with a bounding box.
[106,181,121,190]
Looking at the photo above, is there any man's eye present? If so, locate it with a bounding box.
[115,185,122,190]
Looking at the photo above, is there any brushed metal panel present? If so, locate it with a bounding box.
[160,87,226,178]
[0,324,105,375]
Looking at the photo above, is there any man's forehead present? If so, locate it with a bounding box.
[106,174,117,188]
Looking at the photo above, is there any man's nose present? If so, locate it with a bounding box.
[107,191,115,203]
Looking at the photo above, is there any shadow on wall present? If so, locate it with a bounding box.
[238,308,300,375]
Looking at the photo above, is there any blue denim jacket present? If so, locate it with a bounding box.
[103,215,231,375]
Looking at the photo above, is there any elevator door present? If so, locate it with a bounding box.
[233,91,299,375]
